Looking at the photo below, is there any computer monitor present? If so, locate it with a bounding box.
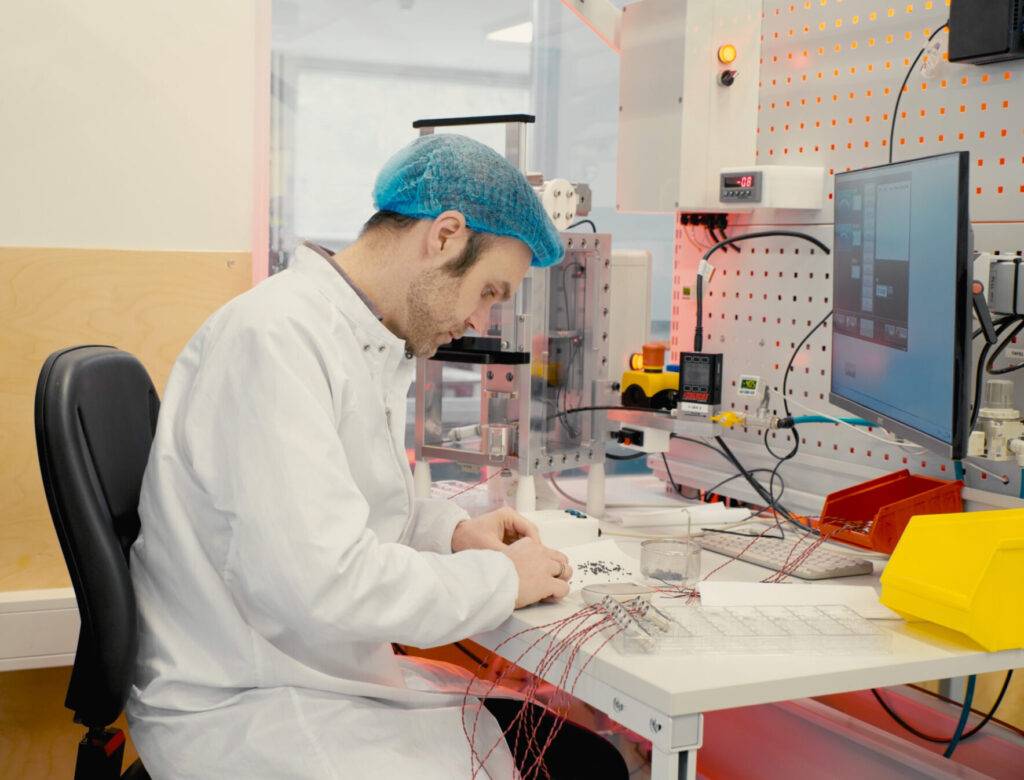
[829,151,971,459]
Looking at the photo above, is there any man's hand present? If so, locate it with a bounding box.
[501,538,572,608]
[451,507,541,553]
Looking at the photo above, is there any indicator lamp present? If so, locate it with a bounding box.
[717,44,737,64]
[629,352,644,371]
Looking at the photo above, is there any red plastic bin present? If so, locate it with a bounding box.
[816,469,963,554]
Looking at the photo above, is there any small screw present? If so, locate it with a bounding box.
[612,382,620,391]
[604,258,610,267]
[486,370,494,380]
[534,459,541,469]
[506,372,514,381]
[548,457,555,466]
[613,698,624,712]
[561,454,568,463]
[649,718,662,733]
[603,284,610,292]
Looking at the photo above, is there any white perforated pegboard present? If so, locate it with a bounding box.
[665,0,1024,507]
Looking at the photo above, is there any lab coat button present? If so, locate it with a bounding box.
[362,344,371,351]
[378,345,386,352]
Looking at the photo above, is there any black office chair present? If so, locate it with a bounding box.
[35,345,157,780]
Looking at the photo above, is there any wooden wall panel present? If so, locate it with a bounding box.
[0,247,251,591]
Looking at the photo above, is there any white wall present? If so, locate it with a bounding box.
[0,0,267,252]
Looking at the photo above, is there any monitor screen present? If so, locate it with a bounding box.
[830,152,971,459]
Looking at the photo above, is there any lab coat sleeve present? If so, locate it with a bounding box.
[183,316,517,652]
[406,497,468,554]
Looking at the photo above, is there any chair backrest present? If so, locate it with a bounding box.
[34,346,160,728]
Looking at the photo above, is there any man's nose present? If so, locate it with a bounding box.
[465,303,492,334]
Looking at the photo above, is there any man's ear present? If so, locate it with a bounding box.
[430,210,468,255]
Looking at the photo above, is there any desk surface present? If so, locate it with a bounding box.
[475,477,1024,719]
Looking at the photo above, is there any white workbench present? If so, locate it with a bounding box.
[473,477,1024,780]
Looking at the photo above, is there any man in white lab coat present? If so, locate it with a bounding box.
[126,134,623,779]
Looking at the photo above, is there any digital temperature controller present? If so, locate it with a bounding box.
[719,170,762,202]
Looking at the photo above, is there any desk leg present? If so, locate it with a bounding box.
[650,745,697,780]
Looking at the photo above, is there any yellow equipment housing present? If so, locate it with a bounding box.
[620,368,679,410]
[880,508,1024,651]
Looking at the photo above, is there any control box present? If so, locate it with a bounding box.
[719,165,825,210]
[679,352,724,405]
[948,0,1024,65]
[617,0,762,212]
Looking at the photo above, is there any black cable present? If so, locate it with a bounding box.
[715,436,794,524]
[985,318,1024,375]
[560,405,674,418]
[567,219,597,232]
[669,434,791,520]
[703,468,786,502]
[660,452,685,496]
[760,308,835,535]
[695,273,705,352]
[871,670,1014,745]
[670,433,730,459]
[974,314,1015,340]
[606,446,647,458]
[781,308,833,417]
[708,224,731,253]
[694,231,831,351]
[970,317,1021,431]
[888,21,949,164]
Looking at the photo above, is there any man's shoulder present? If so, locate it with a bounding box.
[217,268,344,336]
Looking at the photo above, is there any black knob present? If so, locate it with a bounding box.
[719,70,737,87]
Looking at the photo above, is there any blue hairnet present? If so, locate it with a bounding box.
[372,134,565,267]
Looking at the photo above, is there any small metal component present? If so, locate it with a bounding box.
[506,372,514,382]
[649,718,662,734]
[613,698,624,713]
[484,424,511,460]
[486,370,494,380]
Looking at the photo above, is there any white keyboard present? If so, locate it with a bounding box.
[698,531,874,580]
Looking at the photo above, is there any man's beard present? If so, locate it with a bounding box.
[404,268,461,357]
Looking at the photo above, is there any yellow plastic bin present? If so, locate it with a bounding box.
[880,508,1024,651]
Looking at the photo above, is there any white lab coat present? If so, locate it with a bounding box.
[126,244,520,779]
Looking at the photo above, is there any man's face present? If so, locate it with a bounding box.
[403,236,532,357]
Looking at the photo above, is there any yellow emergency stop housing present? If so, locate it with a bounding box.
[880,508,1024,651]
[620,367,679,410]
